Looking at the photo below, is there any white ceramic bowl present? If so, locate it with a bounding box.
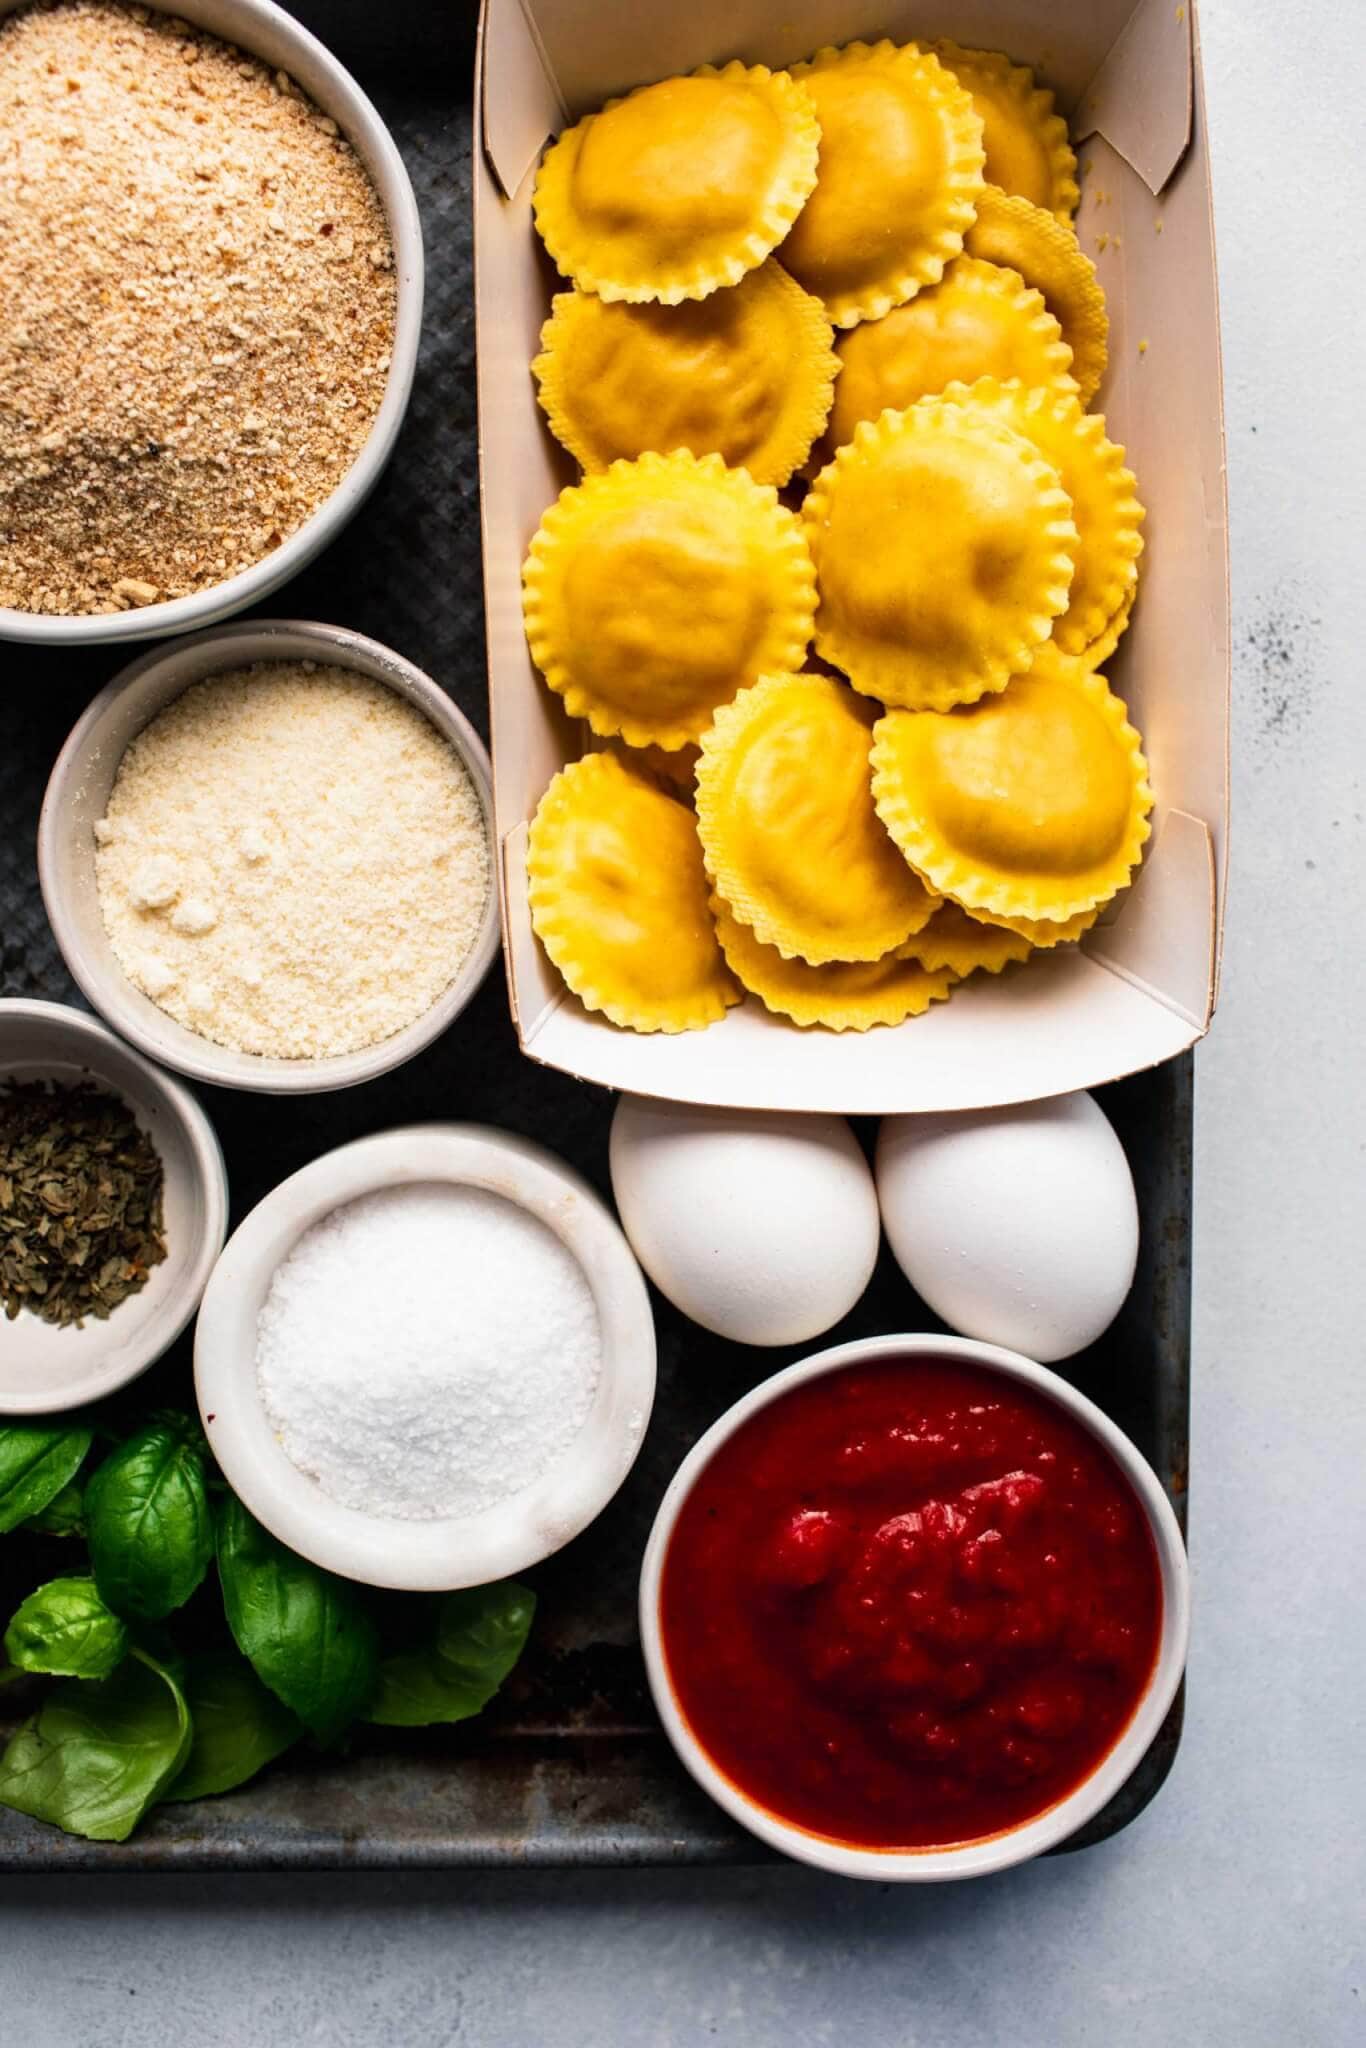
[0,0,422,647]
[0,1000,228,1416]
[639,1333,1190,1882]
[39,620,500,1094]
[194,1122,657,1590]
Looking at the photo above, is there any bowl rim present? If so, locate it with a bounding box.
[37,618,501,1095]
[0,0,423,647]
[194,1121,657,1590]
[638,1331,1191,1882]
[0,997,229,1416]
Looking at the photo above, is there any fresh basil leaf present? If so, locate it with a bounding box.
[367,1651,467,1727]
[370,1581,536,1727]
[24,1480,84,1538]
[163,1648,301,1803]
[85,1423,214,1621]
[0,1648,191,1842]
[217,1496,378,1744]
[435,1582,537,1686]
[146,1407,208,1451]
[0,1427,93,1535]
[4,1576,128,1680]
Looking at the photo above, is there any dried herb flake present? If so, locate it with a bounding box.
[0,1083,167,1331]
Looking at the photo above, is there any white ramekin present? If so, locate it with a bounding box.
[639,1332,1190,1882]
[38,619,500,1094]
[0,999,228,1416]
[0,0,422,646]
[194,1122,657,1591]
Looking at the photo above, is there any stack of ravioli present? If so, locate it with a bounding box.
[522,39,1153,1034]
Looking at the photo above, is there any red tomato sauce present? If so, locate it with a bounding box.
[659,1358,1163,1850]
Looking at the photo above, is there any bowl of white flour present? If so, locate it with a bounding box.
[39,619,500,1092]
[193,1122,657,1589]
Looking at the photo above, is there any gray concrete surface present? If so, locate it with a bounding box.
[2,0,1363,2040]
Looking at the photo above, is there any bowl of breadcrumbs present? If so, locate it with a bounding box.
[0,0,422,644]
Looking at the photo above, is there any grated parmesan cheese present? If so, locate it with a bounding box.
[94,661,489,1059]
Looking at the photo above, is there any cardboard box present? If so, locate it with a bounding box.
[474,0,1229,1113]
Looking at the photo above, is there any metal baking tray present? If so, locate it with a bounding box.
[0,0,1189,1870]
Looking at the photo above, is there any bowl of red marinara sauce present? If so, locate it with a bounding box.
[639,1334,1190,1881]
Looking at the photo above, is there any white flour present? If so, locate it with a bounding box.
[255,1183,602,1522]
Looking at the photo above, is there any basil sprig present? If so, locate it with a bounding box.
[164,1649,301,1804]
[0,1427,92,1535]
[85,1422,214,1623]
[4,1577,127,1681]
[0,1416,538,1842]
[370,1582,536,1728]
[216,1496,380,1745]
[0,1649,191,1843]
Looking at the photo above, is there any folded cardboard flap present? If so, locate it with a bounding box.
[514,940,1206,1115]
[481,0,563,202]
[1073,0,1193,196]
[1085,810,1215,1030]
[481,0,1190,201]
[474,0,1229,1113]
[500,818,556,1037]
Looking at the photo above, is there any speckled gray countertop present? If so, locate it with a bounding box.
[2,0,1363,2039]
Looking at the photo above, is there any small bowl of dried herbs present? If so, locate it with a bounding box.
[0,1000,228,1416]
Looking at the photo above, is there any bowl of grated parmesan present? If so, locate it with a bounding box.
[0,0,422,644]
[39,619,500,1091]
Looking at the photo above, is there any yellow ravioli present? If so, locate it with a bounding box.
[523,450,815,750]
[870,667,1153,922]
[782,42,985,329]
[527,753,740,1033]
[533,264,838,486]
[613,740,701,796]
[941,377,1143,654]
[1074,586,1136,673]
[900,901,1033,977]
[803,397,1078,710]
[825,255,1075,450]
[1030,594,1137,686]
[965,189,1109,403]
[712,895,957,1031]
[696,672,940,964]
[970,901,1101,947]
[533,63,819,304]
[931,41,1079,220]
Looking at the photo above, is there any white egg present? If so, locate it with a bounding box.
[876,1093,1139,1363]
[609,1097,880,1347]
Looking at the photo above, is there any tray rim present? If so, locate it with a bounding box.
[0,0,1193,1868]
